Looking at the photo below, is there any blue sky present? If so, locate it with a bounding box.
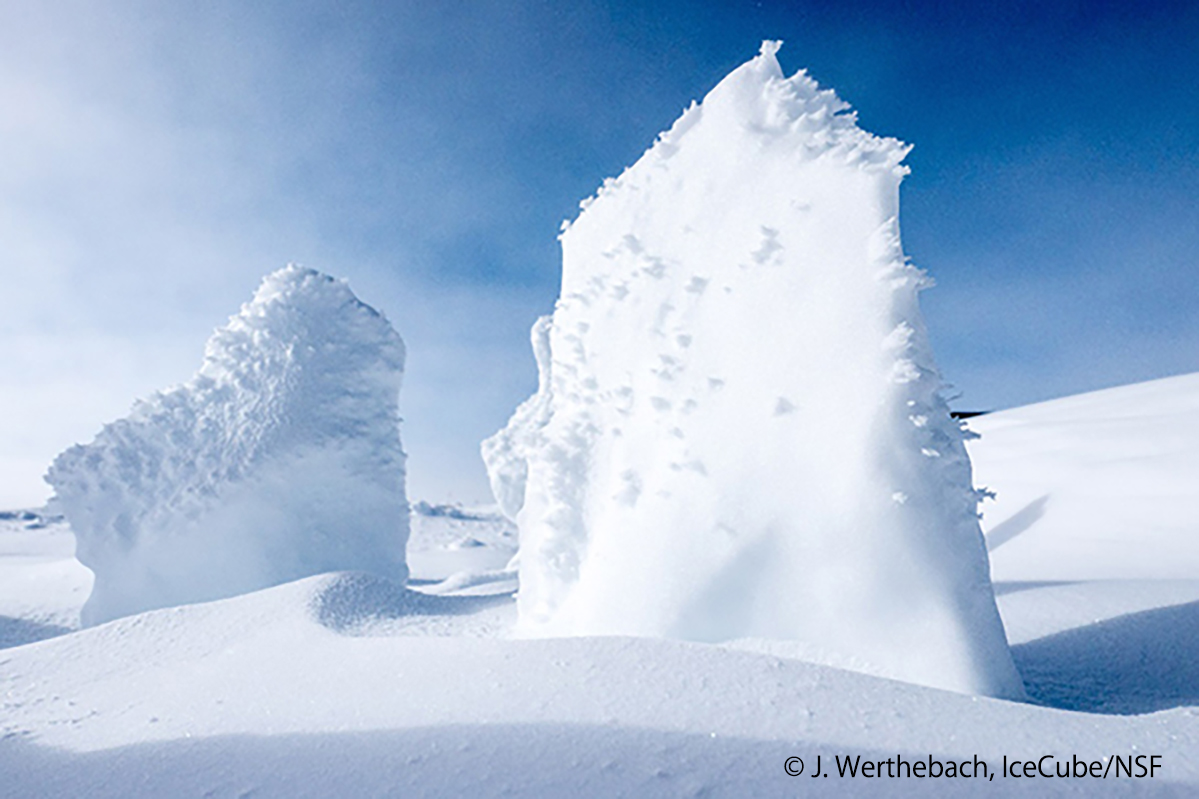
[1,0,1196,506]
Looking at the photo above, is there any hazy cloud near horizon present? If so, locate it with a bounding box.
[2,0,1196,508]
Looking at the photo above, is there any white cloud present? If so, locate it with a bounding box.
[0,4,551,507]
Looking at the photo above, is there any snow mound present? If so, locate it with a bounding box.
[46,265,409,626]
[485,42,1022,698]
[309,572,512,636]
[5,570,1199,798]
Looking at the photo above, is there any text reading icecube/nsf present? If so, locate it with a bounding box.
[484,42,1024,699]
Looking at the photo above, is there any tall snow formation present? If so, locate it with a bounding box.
[484,42,1023,699]
[47,266,409,626]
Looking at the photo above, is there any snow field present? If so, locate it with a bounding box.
[4,361,1199,797]
[2,559,1198,797]
[973,371,1199,581]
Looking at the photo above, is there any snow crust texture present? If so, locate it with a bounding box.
[47,266,409,626]
[485,42,1022,699]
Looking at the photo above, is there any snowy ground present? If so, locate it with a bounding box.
[2,373,1198,796]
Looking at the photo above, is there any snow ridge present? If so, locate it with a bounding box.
[485,42,1023,698]
[47,265,409,626]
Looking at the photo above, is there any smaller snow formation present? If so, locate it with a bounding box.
[485,42,1024,699]
[47,266,409,626]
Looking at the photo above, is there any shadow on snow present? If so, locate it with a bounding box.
[1013,600,1199,715]
[1,724,1188,799]
[0,616,72,651]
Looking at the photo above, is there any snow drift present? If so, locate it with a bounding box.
[47,265,409,626]
[485,42,1022,698]
[972,371,1199,581]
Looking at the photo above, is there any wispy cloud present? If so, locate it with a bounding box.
[2,1,1196,507]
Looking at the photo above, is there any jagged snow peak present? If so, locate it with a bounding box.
[47,266,410,626]
[484,42,1023,699]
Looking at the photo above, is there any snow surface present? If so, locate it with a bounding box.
[45,266,409,626]
[2,373,1199,795]
[971,371,1199,581]
[2,572,1198,799]
[5,366,1199,797]
[406,501,518,596]
[484,41,1020,699]
[0,510,89,645]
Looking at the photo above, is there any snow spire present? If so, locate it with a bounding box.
[484,43,1023,698]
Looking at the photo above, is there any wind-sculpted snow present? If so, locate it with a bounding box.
[485,42,1023,698]
[46,266,409,625]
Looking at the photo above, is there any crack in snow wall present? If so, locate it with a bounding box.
[484,42,1024,699]
[47,266,409,626]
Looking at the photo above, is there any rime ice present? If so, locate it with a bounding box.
[484,42,1023,698]
[47,266,409,625]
